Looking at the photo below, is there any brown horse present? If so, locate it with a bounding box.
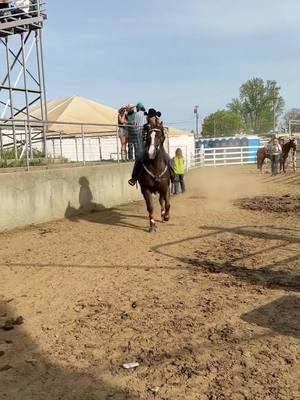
[257,138,297,173]
[138,124,171,232]
[257,147,270,172]
[280,138,297,173]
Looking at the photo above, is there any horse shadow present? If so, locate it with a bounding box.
[151,224,300,293]
[0,300,140,400]
[241,295,300,339]
[64,176,146,231]
[151,225,300,338]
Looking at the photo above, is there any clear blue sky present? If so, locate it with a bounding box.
[44,0,300,131]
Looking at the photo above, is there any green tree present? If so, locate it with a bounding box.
[283,108,300,133]
[227,78,285,134]
[202,110,243,137]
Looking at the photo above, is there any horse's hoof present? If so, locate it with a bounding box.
[163,215,170,222]
[149,225,157,233]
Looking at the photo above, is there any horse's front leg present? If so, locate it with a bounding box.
[159,188,171,222]
[159,194,166,222]
[259,155,265,173]
[280,156,284,173]
[281,156,287,173]
[142,189,156,232]
[292,153,296,173]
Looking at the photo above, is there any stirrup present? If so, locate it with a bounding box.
[128,179,136,186]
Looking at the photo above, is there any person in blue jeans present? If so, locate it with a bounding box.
[172,148,186,194]
[270,138,282,176]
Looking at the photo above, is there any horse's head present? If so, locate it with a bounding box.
[290,138,297,152]
[145,124,165,160]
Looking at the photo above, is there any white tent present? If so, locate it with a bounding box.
[29,95,118,135]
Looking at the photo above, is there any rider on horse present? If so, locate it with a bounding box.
[128,108,175,186]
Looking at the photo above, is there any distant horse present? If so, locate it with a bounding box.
[280,138,297,173]
[138,124,171,232]
[257,147,270,172]
[257,138,297,173]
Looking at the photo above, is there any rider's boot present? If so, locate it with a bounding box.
[168,163,175,183]
[128,160,142,186]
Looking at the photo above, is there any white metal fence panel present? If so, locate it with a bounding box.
[192,146,259,168]
[44,136,120,162]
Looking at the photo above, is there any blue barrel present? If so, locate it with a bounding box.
[195,139,201,149]
[227,138,236,147]
[220,138,227,147]
[240,137,248,147]
[248,137,261,162]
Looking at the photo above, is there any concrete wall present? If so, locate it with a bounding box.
[0,163,142,231]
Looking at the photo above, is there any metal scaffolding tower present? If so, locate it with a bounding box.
[0,1,47,157]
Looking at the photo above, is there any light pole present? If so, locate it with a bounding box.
[194,105,199,139]
[273,98,278,134]
[271,81,280,135]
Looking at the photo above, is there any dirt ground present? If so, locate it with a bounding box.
[1,165,300,400]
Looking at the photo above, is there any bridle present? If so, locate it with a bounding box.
[145,127,165,154]
[146,127,164,149]
[143,127,168,183]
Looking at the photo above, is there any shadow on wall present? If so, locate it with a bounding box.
[65,176,103,217]
[64,176,146,231]
[0,299,140,400]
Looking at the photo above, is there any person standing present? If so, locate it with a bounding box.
[271,138,282,176]
[117,106,128,161]
[172,148,186,194]
[126,104,136,160]
[133,102,146,159]
[13,0,30,14]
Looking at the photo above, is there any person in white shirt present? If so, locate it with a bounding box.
[271,138,282,176]
[14,0,29,14]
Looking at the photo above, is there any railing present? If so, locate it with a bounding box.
[192,146,259,168]
[0,119,172,170]
[0,119,121,169]
[0,0,46,22]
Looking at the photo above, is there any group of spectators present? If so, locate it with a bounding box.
[117,102,147,162]
[0,0,37,17]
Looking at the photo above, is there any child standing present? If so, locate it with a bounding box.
[172,148,185,194]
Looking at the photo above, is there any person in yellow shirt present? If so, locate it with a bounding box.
[172,148,185,194]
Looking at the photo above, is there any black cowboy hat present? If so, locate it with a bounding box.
[144,108,162,118]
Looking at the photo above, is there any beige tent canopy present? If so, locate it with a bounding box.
[26,95,193,137]
[27,96,118,135]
